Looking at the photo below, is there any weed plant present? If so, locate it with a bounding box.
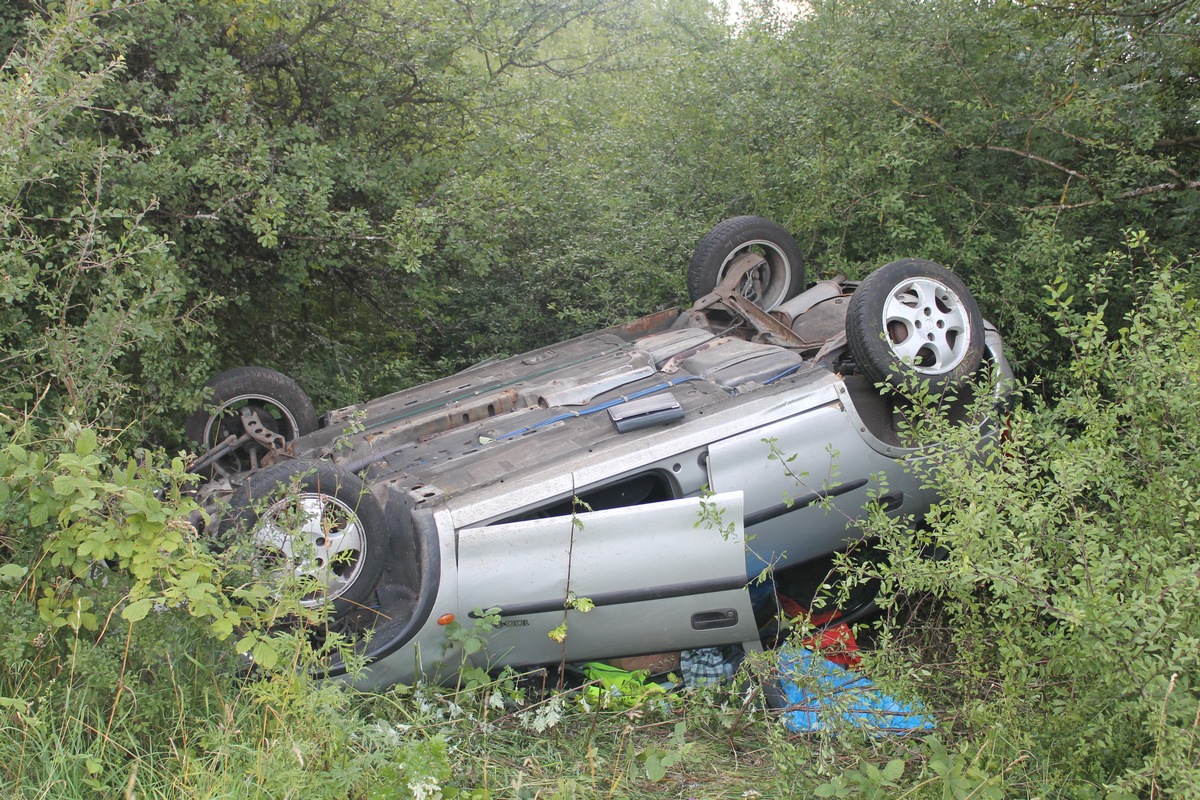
[0,613,790,798]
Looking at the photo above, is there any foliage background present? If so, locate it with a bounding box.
[1,0,1198,796]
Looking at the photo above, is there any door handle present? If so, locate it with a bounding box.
[692,609,739,630]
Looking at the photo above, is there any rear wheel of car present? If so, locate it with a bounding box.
[185,366,319,478]
[218,459,387,618]
[846,259,984,390]
[687,216,806,311]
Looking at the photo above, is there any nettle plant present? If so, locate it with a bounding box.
[859,234,1200,795]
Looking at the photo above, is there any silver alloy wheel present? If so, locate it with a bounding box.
[715,238,795,311]
[252,492,368,606]
[881,276,973,374]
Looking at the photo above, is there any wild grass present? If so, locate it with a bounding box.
[5,595,1068,800]
[0,622,795,800]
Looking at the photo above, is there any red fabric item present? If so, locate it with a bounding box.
[778,594,861,667]
[803,621,860,667]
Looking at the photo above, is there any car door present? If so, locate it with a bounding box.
[706,400,920,574]
[456,491,759,669]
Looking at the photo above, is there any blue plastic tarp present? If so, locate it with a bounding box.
[777,645,935,735]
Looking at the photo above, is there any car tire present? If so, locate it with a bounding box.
[218,459,387,617]
[846,259,984,390]
[185,366,319,478]
[687,216,806,311]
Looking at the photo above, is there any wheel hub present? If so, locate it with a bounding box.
[881,277,972,374]
[252,492,367,606]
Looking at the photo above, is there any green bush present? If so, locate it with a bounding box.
[0,1,215,440]
[861,233,1200,796]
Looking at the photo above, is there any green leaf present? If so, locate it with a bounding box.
[570,596,594,613]
[0,563,27,583]
[122,598,153,622]
[251,639,279,670]
[643,752,666,782]
[209,615,235,640]
[75,428,97,456]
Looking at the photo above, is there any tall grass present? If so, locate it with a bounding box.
[0,617,791,799]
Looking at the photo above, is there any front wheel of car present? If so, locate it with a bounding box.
[687,216,806,311]
[218,460,387,618]
[846,259,985,391]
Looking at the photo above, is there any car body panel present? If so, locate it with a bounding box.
[707,400,932,575]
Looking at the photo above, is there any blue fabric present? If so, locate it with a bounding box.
[777,645,934,735]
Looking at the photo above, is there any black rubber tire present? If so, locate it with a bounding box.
[687,216,805,311]
[846,259,985,390]
[218,460,387,618]
[185,366,319,478]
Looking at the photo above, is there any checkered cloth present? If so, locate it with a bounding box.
[680,646,739,687]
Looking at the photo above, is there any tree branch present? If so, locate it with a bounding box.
[981,144,1102,196]
[1031,180,1200,210]
[1154,135,1200,149]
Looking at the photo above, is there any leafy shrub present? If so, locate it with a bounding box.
[861,233,1200,796]
[0,1,215,440]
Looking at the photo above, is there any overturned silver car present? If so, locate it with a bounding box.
[187,216,1012,688]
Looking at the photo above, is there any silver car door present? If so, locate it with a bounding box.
[457,491,758,669]
[707,401,925,573]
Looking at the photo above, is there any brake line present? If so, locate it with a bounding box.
[763,363,807,385]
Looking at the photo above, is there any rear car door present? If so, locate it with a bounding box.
[706,400,919,573]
